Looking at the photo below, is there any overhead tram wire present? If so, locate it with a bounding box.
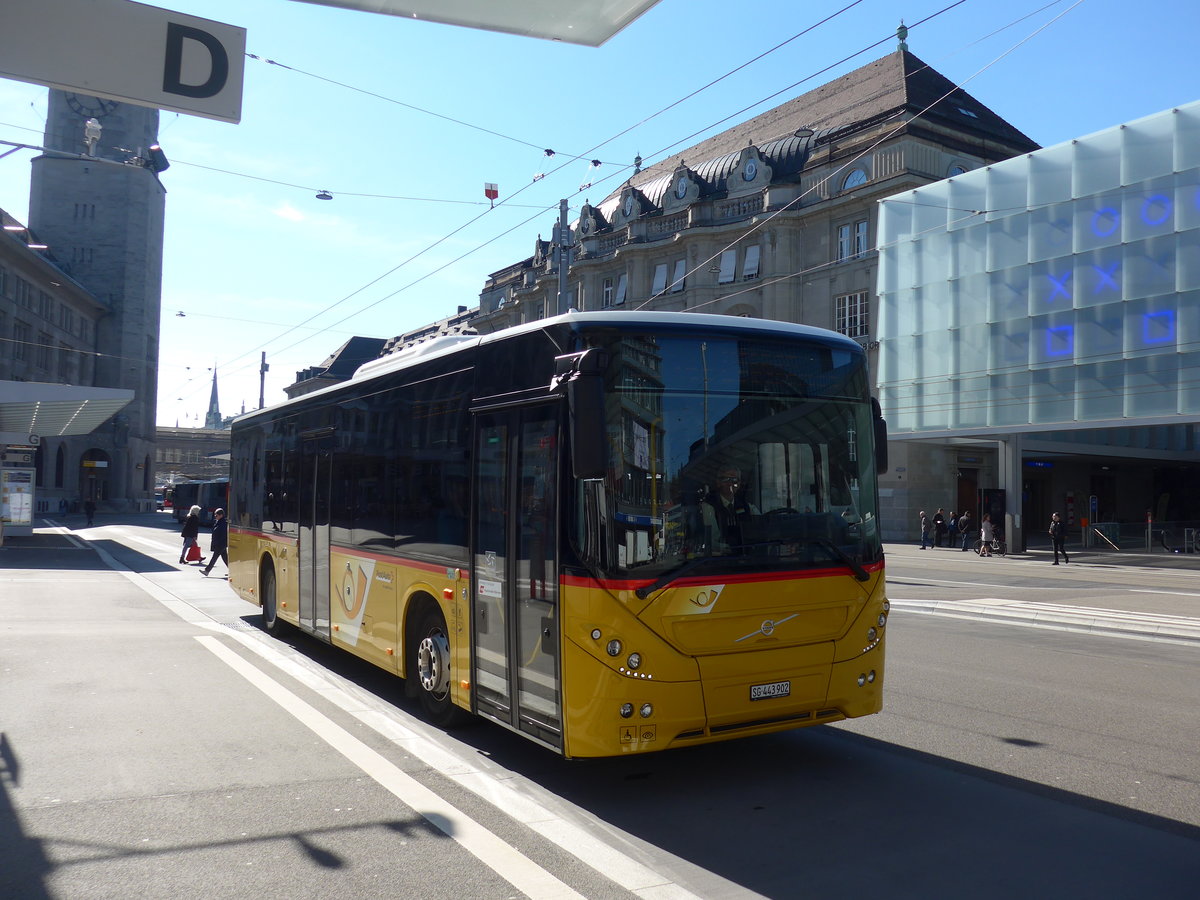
[171,1,995,404]
[245,52,623,169]
[635,0,1083,311]
[201,1,895,387]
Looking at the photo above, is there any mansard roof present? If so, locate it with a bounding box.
[621,49,1038,198]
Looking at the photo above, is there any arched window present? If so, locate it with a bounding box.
[948,164,968,177]
[842,169,867,191]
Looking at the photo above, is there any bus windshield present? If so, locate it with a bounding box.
[576,332,881,582]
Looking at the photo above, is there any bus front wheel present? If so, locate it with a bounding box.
[261,564,282,635]
[411,605,465,727]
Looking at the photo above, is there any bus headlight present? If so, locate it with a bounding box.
[620,703,634,718]
[640,703,653,718]
[627,652,642,670]
[867,627,877,643]
[606,639,622,657]
[878,613,887,627]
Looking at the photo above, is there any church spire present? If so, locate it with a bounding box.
[205,367,223,429]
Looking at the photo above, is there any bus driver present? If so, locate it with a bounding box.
[701,466,758,553]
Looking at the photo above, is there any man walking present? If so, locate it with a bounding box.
[1049,512,1069,565]
[958,510,973,550]
[201,508,229,577]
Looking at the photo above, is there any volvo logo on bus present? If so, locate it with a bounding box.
[736,613,798,642]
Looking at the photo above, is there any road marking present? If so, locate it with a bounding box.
[196,634,587,900]
[1129,589,1200,598]
[68,522,706,900]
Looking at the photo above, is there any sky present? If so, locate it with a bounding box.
[1,0,1198,426]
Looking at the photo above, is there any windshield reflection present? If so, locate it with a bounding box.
[577,332,881,582]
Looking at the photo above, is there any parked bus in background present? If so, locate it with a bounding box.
[227,312,889,758]
[171,479,229,525]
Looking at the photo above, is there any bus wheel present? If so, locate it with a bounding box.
[412,606,464,727]
[261,564,282,635]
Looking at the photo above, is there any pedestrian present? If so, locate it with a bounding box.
[979,513,993,556]
[948,510,958,536]
[919,510,931,549]
[201,508,228,577]
[958,510,973,550]
[933,508,946,547]
[1049,511,1069,565]
[179,504,203,564]
[58,497,68,517]
[83,497,96,527]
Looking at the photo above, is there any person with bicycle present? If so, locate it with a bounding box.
[978,513,994,556]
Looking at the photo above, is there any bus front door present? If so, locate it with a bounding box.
[298,432,333,640]
[472,406,562,749]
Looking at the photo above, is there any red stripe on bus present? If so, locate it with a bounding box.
[561,560,884,592]
[229,527,462,576]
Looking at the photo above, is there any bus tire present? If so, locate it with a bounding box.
[261,562,283,635]
[411,603,466,728]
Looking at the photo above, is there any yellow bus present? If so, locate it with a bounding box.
[228,311,889,757]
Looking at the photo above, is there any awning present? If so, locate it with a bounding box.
[0,380,134,444]
[288,0,661,46]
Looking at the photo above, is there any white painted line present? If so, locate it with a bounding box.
[195,635,587,900]
[1129,589,1200,598]
[72,523,707,900]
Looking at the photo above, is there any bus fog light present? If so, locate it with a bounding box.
[620,703,634,718]
[627,652,641,670]
[857,674,867,687]
[867,670,876,683]
[640,703,653,718]
[867,627,877,642]
[606,639,622,657]
[591,628,602,641]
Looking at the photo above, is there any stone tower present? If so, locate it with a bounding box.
[28,91,166,508]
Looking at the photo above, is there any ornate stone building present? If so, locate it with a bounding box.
[478,50,1037,355]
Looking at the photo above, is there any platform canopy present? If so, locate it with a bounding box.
[288,0,661,46]
[0,381,134,444]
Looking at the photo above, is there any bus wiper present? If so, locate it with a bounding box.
[811,538,870,581]
[635,556,733,600]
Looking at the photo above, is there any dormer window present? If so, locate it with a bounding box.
[842,169,868,191]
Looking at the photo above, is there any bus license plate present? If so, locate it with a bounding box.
[750,680,790,701]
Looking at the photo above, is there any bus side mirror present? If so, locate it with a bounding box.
[872,396,889,475]
[552,349,608,480]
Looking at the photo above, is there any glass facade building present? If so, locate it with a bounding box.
[877,101,1200,436]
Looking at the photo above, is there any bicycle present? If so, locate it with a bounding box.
[974,535,1007,557]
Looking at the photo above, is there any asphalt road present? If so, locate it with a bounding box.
[1,515,1196,899]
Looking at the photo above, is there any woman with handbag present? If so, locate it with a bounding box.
[179,505,203,564]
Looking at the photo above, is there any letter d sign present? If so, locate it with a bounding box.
[163,22,229,99]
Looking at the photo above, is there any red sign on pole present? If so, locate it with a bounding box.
[484,183,498,208]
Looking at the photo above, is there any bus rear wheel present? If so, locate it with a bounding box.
[411,606,465,727]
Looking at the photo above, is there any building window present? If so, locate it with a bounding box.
[602,277,613,307]
[615,273,628,305]
[842,169,868,190]
[13,321,29,360]
[36,333,53,370]
[743,245,760,280]
[838,220,869,261]
[835,291,869,338]
[671,258,686,293]
[718,249,736,284]
[651,263,668,296]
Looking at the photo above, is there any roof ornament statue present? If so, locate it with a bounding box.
[897,20,908,52]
